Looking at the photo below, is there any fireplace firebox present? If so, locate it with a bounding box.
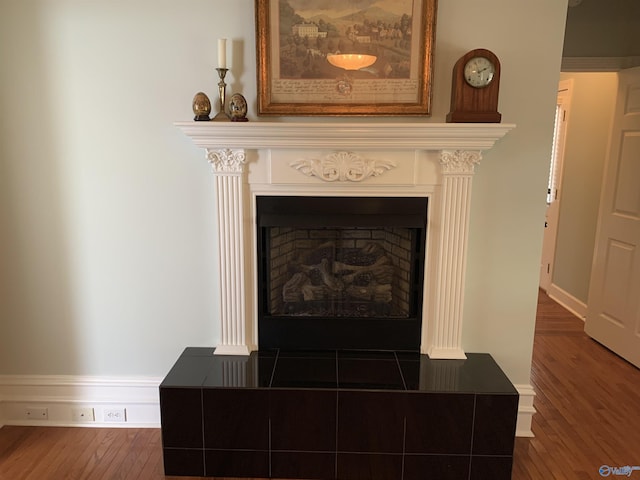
[257,196,428,351]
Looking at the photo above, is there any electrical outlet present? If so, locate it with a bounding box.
[104,407,126,423]
[25,407,48,420]
[71,407,95,422]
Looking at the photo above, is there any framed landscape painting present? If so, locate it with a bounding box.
[255,0,438,116]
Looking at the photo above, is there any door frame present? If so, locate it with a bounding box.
[540,79,573,291]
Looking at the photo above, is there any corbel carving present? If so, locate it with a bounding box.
[440,150,482,174]
[206,148,247,173]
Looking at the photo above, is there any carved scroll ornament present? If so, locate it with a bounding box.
[290,151,396,182]
[440,150,482,174]
[206,148,247,173]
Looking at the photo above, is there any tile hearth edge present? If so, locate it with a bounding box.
[160,348,518,480]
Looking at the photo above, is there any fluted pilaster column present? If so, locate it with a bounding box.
[207,148,252,355]
[427,150,482,359]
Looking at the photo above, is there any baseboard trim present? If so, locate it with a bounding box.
[0,375,162,428]
[547,284,587,320]
[1,375,537,437]
[514,383,536,437]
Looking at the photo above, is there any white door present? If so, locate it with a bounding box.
[540,80,572,291]
[585,67,640,368]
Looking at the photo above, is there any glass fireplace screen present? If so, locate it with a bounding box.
[267,227,414,318]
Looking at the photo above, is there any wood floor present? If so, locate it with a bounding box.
[1,290,639,480]
[512,290,640,480]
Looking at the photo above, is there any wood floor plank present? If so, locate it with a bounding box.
[0,289,639,479]
[45,427,98,480]
[513,289,640,479]
[115,429,159,479]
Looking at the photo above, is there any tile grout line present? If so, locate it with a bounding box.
[401,416,407,480]
[467,394,477,480]
[394,351,408,390]
[269,349,280,388]
[335,350,339,479]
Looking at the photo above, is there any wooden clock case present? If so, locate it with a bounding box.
[446,48,501,123]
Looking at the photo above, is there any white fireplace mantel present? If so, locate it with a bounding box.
[176,121,514,151]
[177,121,515,358]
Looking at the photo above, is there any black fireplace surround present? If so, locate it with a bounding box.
[257,196,428,352]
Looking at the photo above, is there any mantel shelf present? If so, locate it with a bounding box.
[175,121,515,151]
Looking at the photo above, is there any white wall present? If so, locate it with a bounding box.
[0,0,567,390]
[0,0,234,376]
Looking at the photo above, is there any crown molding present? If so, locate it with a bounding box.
[561,56,640,72]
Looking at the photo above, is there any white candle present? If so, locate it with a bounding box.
[218,38,227,69]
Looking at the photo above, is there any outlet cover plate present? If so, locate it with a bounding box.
[25,407,48,420]
[104,407,127,423]
[72,407,95,422]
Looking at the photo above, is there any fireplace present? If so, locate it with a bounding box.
[162,122,521,480]
[257,196,428,351]
[175,121,514,358]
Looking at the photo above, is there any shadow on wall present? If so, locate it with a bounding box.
[0,3,81,375]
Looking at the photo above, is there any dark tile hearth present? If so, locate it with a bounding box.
[160,349,518,480]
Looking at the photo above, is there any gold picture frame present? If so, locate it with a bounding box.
[255,0,438,116]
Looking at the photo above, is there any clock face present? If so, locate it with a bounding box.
[464,56,495,88]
